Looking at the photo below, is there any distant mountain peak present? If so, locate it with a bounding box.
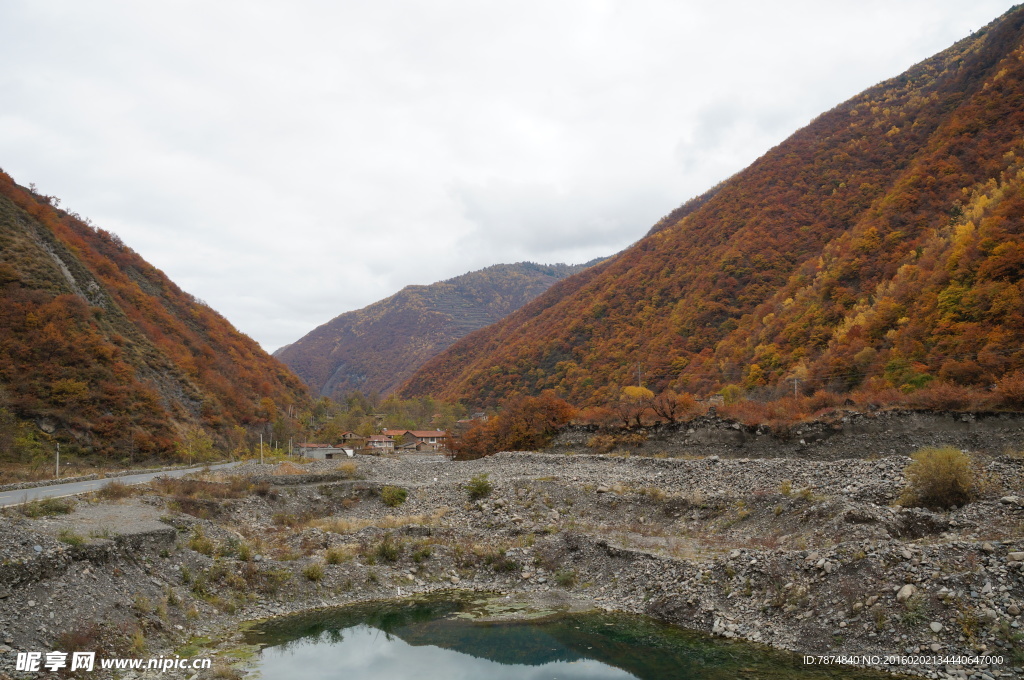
[275,259,602,399]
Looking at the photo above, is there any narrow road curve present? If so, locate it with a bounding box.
[0,462,241,508]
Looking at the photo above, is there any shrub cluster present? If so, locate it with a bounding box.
[465,474,493,500]
[899,446,977,510]
[380,486,407,507]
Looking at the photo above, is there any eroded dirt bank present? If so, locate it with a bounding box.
[0,433,1023,679]
[548,409,1024,460]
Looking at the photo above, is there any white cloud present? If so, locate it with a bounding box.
[0,0,1015,350]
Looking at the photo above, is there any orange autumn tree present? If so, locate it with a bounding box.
[456,391,576,459]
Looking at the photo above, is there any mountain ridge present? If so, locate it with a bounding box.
[0,171,311,460]
[400,6,1024,407]
[275,259,603,399]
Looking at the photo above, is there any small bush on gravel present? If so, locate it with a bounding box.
[483,550,519,573]
[253,482,279,500]
[900,594,928,627]
[20,497,74,517]
[373,533,401,563]
[411,544,432,563]
[899,446,977,510]
[381,486,407,507]
[53,623,104,655]
[188,527,216,555]
[272,511,314,528]
[96,481,134,500]
[465,474,492,500]
[239,563,291,594]
[58,528,85,546]
[554,569,577,588]
[337,462,360,478]
[325,546,354,564]
[303,562,325,582]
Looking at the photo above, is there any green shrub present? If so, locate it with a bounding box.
[554,569,577,588]
[374,534,401,563]
[58,528,85,546]
[303,562,324,582]
[465,474,493,500]
[381,486,407,507]
[188,527,216,556]
[900,594,928,627]
[484,550,519,573]
[411,545,432,563]
[21,497,74,517]
[900,446,976,510]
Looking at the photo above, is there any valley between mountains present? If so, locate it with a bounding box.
[6,5,1024,680]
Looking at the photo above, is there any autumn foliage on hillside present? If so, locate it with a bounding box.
[276,260,598,399]
[455,391,575,459]
[401,7,1024,408]
[0,172,311,461]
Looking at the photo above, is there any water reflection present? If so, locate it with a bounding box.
[245,593,905,680]
[258,624,634,680]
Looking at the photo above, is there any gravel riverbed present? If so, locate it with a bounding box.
[0,442,1022,679]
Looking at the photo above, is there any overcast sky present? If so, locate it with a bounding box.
[0,1,1017,351]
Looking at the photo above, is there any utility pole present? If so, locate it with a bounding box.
[637,362,642,387]
[260,433,264,465]
[790,377,800,399]
[56,442,60,478]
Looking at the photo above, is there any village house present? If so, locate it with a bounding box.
[294,442,354,460]
[339,431,366,448]
[380,429,449,452]
[404,430,448,451]
[365,434,395,452]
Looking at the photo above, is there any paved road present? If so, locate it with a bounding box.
[0,462,241,508]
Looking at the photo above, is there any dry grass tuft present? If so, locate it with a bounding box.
[312,508,450,534]
[95,480,135,500]
[272,462,306,476]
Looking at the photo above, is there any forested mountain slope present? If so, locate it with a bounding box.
[401,6,1024,407]
[0,172,311,460]
[275,261,600,399]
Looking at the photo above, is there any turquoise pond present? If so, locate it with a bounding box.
[241,593,906,680]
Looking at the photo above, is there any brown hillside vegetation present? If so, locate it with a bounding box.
[275,260,599,399]
[0,172,311,462]
[401,6,1024,408]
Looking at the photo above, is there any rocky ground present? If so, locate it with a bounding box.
[0,439,1022,679]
